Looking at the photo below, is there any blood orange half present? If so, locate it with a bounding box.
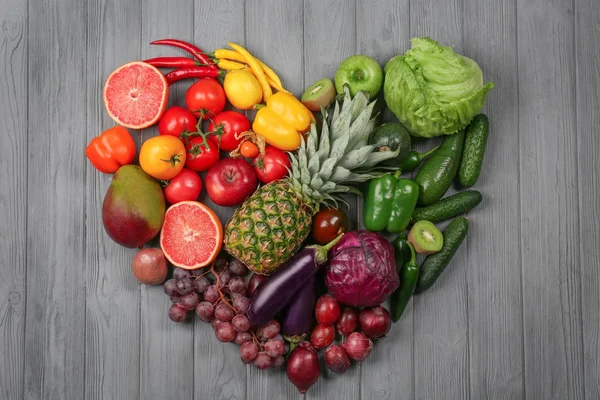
[103,61,169,129]
[160,201,223,270]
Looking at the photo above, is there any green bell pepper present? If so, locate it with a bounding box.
[363,171,420,233]
[391,240,419,322]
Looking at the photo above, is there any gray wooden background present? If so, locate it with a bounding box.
[1,0,599,399]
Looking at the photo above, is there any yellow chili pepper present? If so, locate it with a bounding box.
[217,59,247,70]
[252,92,315,151]
[227,42,273,100]
[215,48,285,90]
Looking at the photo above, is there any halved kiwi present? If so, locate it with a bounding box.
[408,220,444,255]
[301,78,336,112]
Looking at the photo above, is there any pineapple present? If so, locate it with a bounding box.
[224,87,399,274]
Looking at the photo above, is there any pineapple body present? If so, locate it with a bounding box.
[224,180,314,275]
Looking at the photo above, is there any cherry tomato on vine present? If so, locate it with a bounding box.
[163,168,203,204]
[208,111,251,151]
[158,106,198,137]
[252,146,290,184]
[185,136,220,172]
[312,208,349,245]
[185,78,226,120]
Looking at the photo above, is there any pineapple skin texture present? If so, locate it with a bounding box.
[223,179,315,275]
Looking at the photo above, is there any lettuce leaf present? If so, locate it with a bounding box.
[383,37,494,138]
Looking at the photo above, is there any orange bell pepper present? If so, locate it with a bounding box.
[86,126,136,173]
[252,92,315,151]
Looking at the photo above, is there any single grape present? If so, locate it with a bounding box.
[163,279,180,297]
[228,260,248,276]
[214,302,235,322]
[176,278,193,296]
[272,356,286,368]
[219,270,232,286]
[179,292,200,311]
[204,285,219,304]
[195,301,214,322]
[215,322,236,342]
[168,304,188,323]
[258,320,280,340]
[265,338,285,358]
[173,268,191,280]
[213,257,228,272]
[253,352,273,369]
[234,331,253,345]
[228,276,246,293]
[240,341,259,364]
[193,276,211,294]
[232,296,250,314]
[231,314,250,332]
[211,318,223,330]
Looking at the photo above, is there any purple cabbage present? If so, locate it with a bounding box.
[325,230,399,307]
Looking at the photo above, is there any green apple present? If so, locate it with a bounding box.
[334,55,383,99]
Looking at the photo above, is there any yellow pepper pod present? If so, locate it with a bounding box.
[265,92,314,134]
[253,107,301,151]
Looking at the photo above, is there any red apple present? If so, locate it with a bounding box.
[205,158,257,206]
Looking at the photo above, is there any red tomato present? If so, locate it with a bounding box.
[312,208,349,245]
[164,168,203,204]
[208,111,251,151]
[252,146,291,183]
[158,106,198,137]
[185,136,220,172]
[185,79,226,120]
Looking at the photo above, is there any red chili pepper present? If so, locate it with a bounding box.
[144,56,199,68]
[150,39,217,70]
[165,66,222,85]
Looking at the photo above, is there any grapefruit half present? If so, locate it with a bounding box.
[160,201,223,270]
[103,61,169,129]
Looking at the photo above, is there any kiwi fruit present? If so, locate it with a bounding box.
[301,78,336,112]
[408,220,444,255]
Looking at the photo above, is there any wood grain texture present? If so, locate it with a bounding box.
[517,0,584,398]
[138,0,196,399]
[462,0,524,399]
[0,0,27,398]
[24,0,87,398]
[193,1,247,399]
[409,1,470,399]
[355,1,412,399]
[303,1,357,398]
[83,1,143,399]
[575,0,600,398]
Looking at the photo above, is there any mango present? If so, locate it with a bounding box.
[102,165,166,248]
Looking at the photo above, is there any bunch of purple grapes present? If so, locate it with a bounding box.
[163,258,285,369]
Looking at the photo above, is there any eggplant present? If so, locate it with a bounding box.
[247,235,343,327]
[281,275,317,342]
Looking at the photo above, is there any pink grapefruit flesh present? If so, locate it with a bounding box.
[103,61,169,129]
[160,201,223,270]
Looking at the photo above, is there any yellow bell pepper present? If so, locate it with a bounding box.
[252,92,315,151]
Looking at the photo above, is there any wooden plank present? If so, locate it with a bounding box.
[0,0,27,398]
[83,1,143,399]
[355,1,412,399]
[462,0,524,399]
[575,0,600,398]
[24,0,87,398]
[303,0,358,398]
[244,0,304,398]
[193,1,247,399]
[517,0,584,398]
[409,1,470,399]
[137,1,196,399]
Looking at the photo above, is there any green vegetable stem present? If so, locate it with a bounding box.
[363,171,420,233]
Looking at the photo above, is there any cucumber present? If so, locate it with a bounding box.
[415,129,465,206]
[415,217,468,294]
[368,123,411,166]
[458,114,489,188]
[411,190,482,223]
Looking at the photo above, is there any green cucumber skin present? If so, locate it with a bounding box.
[415,217,469,294]
[412,190,482,223]
[458,114,489,188]
[415,130,465,206]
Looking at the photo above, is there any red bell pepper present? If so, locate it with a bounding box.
[86,126,136,173]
